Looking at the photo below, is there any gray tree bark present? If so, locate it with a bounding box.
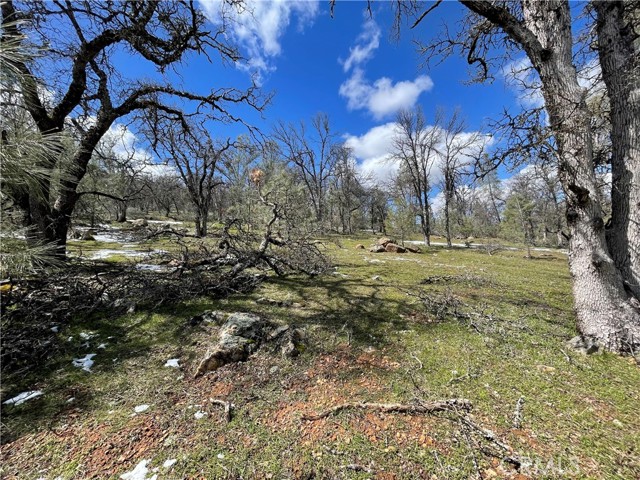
[595,0,640,300]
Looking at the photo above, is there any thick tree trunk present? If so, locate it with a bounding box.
[522,1,640,351]
[115,201,127,223]
[595,0,640,300]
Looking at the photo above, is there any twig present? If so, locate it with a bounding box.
[512,396,525,429]
[410,352,423,369]
[210,398,233,422]
[301,399,472,421]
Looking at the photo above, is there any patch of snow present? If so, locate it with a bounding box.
[72,353,96,372]
[67,336,74,342]
[162,459,177,469]
[51,326,59,333]
[134,404,150,413]
[147,220,183,225]
[119,459,157,480]
[3,390,43,405]
[89,249,168,260]
[79,332,97,340]
[97,343,107,349]
[194,411,207,419]
[93,233,123,243]
[164,359,180,368]
[66,397,75,403]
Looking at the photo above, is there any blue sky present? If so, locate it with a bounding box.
[110,1,537,182]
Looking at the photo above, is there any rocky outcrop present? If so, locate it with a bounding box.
[377,237,396,246]
[384,243,406,253]
[369,245,385,253]
[194,312,308,377]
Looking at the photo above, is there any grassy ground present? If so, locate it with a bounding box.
[1,235,638,479]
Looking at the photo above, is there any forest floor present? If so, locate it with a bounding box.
[1,229,639,479]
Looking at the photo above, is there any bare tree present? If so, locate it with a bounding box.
[392,107,442,245]
[440,109,482,247]
[0,0,265,256]
[392,0,640,351]
[146,117,231,237]
[273,113,339,225]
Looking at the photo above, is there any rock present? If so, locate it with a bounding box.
[189,310,228,326]
[279,327,307,358]
[195,313,268,376]
[81,229,97,241]
[369,245,385,253]
[377,237,396,246]
[406,245,422,254]
[385,243,407,253]
[130,218,148,228]
[566,335,600,355]
[355,244,366,249]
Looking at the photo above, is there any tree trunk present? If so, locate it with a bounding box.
[444,194,452,248]
[115,201,127,223]
[595,0,640,300]
[522,1,640,351]
[420,202,431,246]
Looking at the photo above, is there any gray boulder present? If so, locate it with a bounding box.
[566,335,600,355]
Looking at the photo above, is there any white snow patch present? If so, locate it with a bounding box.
[72,353,96,372]
[97,343,107,349]
[3,390,43,405]
[147,220,183,225]
[50,326,59,333]
[164,358,180,368]
[79,332,97,340]
[194,411,207,419]
[162,459,177,469]
[119,459,157,480]
[134,404,150,413]
[66,397,75,403]
[93,233,122,243]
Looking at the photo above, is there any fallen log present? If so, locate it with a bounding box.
[301,398,472,421]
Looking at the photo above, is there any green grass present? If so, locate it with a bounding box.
[1,236,638,479]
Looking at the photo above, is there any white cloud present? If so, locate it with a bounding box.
[340,68,434,119]
[341,19,380,72]
[339,20,433,119]
[200,0,319,81]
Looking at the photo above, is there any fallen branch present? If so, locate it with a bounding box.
[210,398,233,423]
[301,398,472,421]
[512,396,525,429]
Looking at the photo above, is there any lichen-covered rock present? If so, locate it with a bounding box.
[280,328,307,358]
[195,313,268,376]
